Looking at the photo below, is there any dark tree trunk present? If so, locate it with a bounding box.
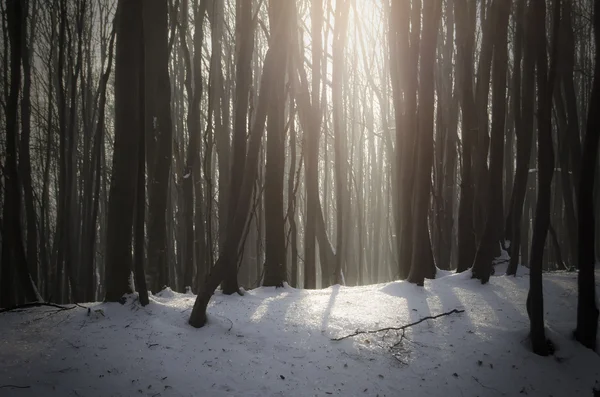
[145,0,173,294]
[574,0,600,352]
[19,0,39,288]
[303,0,322,289]
[527,0,560,356]
[472,0,511,283]
[287,108,299,288]
[406,0,441,285]
[263,2,290,288]
[189,48,276,328]
[1,0,39,307]
[454,0,477,273]
[222,0,253,294]
[104,0,145,302]
[506,0,536,275]
[134,14,149,306]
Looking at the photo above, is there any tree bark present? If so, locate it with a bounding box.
[189,47,276,328]
[527,0,560,356]
[263,1,290,288]
[472,0,511,283]
[406,0,441,285]
[574,0,599,352]
[1,0,39,307]
[145,0,173,294]
[454,0,477,273]
[104,0,145,302]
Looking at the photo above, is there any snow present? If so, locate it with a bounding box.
[1,271,599,397]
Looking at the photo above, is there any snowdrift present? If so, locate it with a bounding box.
[1,270,599,396]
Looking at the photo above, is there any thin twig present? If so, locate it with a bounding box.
[0,385,31,389]
[471,376,503,395]
[332,309,466,341]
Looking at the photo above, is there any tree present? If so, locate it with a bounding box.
[332,0,350,285]
[144,0,173,294]
[574,0,599,352]
[189,44,277,327]
[505,0,536,277]
[406,0,441,285]
[471,0,511,283]
[454,0,478,273]
[104,0,146,302]
[303,0,323,290]
[0,0,39,308]
[263,1,291,288]
[527,0,560,356]
[19,0,38,287]
[221,0,252,294]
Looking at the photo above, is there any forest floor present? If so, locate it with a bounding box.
[1,266,599,397]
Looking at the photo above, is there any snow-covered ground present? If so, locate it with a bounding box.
[1,269,599,397]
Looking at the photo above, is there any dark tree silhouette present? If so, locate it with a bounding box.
[574,0,600,352]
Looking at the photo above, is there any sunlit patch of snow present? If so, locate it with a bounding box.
[1,271,599,397]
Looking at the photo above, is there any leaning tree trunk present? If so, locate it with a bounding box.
[189,47,276,328]
[574,0,600,352]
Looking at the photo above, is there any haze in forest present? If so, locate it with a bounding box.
[0,0,599,396]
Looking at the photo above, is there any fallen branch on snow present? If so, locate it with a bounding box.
[332,309,466,341]
[0,302,80,314]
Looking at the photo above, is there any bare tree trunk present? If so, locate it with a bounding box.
[454,0,477,273]
[506,0,536,276]
[145,0,173,294]
[263,1,290,287]
[1,0,39,307]
[104,0,145,302]
[406,1,441,285]
[189,47,276,328]
[302,0,323,289]
[332,0,350,286]
[19,0,39,287]
[527,0,560,356]
[574,0,599,352]
[287,103,299,288]
[222,0,252,294]
[134,13,149,306]
[472,0,511,283]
